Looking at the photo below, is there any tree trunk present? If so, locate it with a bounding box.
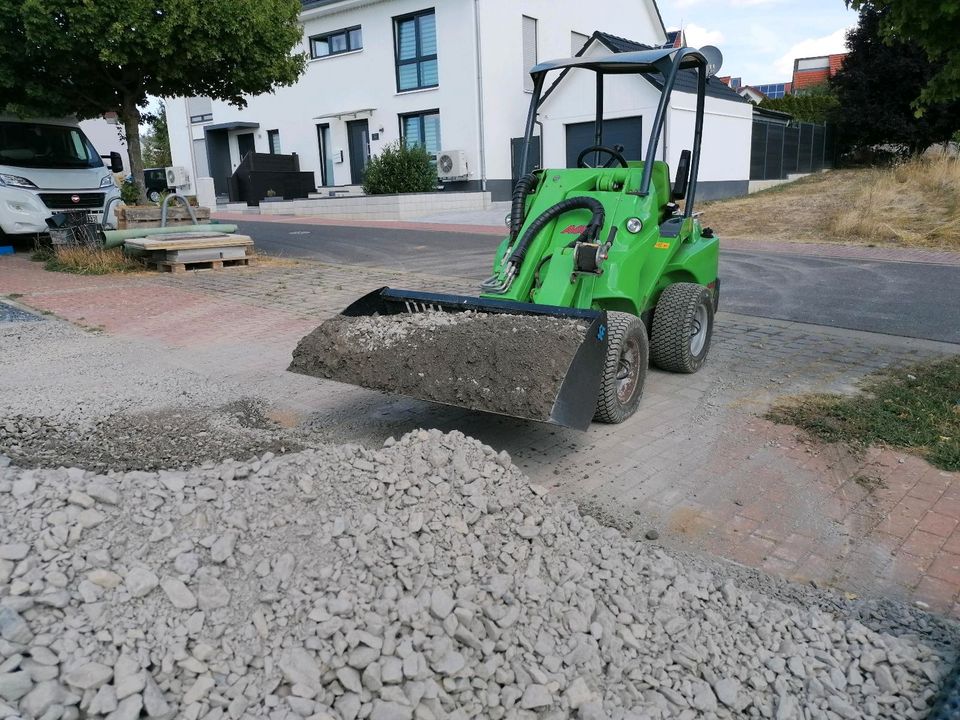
[120,97,145,204]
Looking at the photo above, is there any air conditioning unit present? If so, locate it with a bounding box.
[436,150,468,180]
[165,166,190,188]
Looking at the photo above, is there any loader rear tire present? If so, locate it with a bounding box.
[650,282,714,373]
[593,311,648,424]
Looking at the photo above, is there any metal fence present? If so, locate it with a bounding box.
[750,120,836,181]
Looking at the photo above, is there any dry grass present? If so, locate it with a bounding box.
[700,155,960,251]
[44,246,144,275]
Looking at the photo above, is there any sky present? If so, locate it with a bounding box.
[659,0,858,85]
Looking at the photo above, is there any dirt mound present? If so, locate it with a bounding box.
[289,312,590,422]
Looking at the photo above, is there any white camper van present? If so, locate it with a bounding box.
[0,117,123,239]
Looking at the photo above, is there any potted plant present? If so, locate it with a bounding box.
[262,188,284,203]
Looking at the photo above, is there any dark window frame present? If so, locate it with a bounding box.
[393,9,438,92]
[267,129,281,154]
[310,25,363,59]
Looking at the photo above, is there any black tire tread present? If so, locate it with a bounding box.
[650,282,713,373]
[594,311,648,424]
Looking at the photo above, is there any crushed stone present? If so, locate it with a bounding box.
[0,429,952,720]
[289,312,591,422]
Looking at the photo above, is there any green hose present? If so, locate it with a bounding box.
[103,224,239,249]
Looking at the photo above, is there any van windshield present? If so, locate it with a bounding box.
[0,122,103,169]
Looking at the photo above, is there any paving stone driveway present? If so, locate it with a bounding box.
[2,255,959,616]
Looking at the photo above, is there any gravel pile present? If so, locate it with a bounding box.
[0,430,950,720]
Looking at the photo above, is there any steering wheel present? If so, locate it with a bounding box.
[577,145,629,169]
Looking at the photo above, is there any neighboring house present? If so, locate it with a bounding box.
[538,31,753,200]
[80,114,129,173]
[165,0,751,202]
[792,53,845,92]
[753,82,792,99]
[737,86,768,104]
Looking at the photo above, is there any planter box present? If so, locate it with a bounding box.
[116,205,211,230]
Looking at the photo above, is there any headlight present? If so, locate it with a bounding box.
[100,175,117,188]
[0,173,38,189]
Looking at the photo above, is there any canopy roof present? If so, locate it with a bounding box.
[531,48,707,76]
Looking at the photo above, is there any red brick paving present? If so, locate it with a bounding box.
[3,253,959,617]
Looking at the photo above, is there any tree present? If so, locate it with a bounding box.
[848,0,960,108]
[0,0,305,202]
[141,102,172,169]
[831,5,960,155]
[760,85,840,123]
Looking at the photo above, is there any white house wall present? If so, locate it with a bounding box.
[79,118,128,173]
[665,93,752,199]
[476,0,666,196]
[166,0,672,201]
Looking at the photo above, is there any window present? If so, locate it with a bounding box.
[187,96,213,124]
[310,26,362,58]
[522,16,538,92]
[268,129,282,155]
[394,9,438,92]
[571,31,589,56]
[400,110,441,161]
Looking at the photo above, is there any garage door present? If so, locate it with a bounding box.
[565,116,644,168]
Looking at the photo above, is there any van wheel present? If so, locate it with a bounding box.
[594,311,648,424]
[650,283,715,373]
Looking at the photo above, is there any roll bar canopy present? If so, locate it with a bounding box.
[518,47,719,220]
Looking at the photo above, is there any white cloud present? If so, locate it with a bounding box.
[773,26,853,77]
[730,0,786,6]
[683,23,725,48]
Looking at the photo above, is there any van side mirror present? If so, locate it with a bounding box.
[109,151,124,174]
[672,149,691,201]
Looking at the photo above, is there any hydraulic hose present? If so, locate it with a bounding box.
[508,197,605,266]
[509,173,539,242]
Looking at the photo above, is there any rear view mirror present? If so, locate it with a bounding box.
[672,150,691,201]
[109,151,124,174]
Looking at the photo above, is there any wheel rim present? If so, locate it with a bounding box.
[616,337,642,404]
[690,304,708,356]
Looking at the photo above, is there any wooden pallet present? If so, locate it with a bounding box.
[149,256,257,273]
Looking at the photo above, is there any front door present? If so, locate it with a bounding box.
[205,130,231,196]
[346,119,370,185]
[236,132,256,163]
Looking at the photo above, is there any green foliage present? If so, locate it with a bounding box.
[848,0,960,108]
[0,0,306,193]
[768,356,960,471]
[362,142,437,195]
[831,6,960,155]
[760,89,840,123]
[141,101,172,169]
[120,178,141,206]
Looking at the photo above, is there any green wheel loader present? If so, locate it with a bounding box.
[290,46,724,430]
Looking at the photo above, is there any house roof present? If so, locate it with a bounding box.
[593,32,748,104]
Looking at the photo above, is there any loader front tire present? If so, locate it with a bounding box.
[594,311,648,424]
[650,282,714,373]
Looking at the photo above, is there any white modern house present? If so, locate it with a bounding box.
[166,0,751,203]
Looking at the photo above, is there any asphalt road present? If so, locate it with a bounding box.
[238,219,960,344]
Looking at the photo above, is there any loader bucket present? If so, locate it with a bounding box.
[288,287,608,430]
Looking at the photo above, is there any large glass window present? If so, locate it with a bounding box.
[400,111,441,160]
[394,10,438,92]
[310,26,362,59]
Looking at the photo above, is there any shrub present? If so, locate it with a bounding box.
[362,141,437,195]
[120,178,141,205]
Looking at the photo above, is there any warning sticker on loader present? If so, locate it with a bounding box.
[654,242,670,249]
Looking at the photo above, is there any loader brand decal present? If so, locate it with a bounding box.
[654,241,671,249]
[562,224,588,235]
